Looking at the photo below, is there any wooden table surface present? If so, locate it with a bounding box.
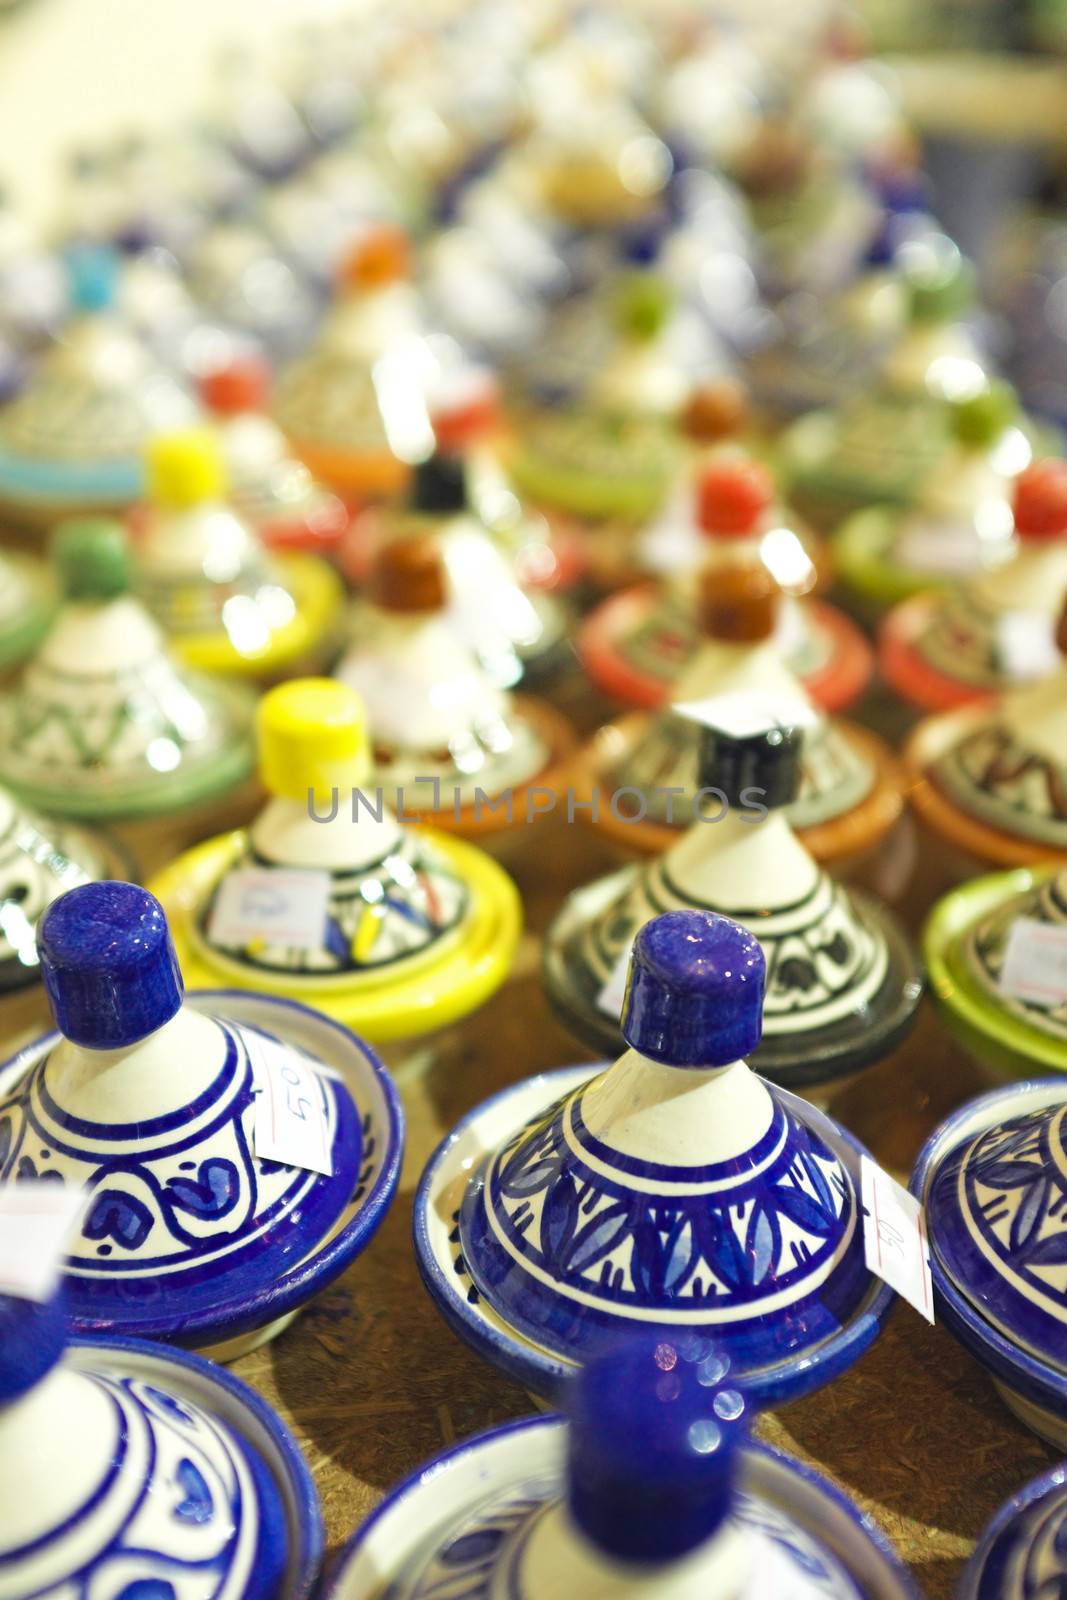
[177,655,1056,1600]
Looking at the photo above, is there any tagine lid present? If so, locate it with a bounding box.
[924,1077,1067,1377]
[924,592,1067,851]
[545,722,922,1088]
[952,865,1067,1054]
[327,1334,917,1600]
[0,881,380,1345]
[458,908,874,1383]
[0,1277,317,1598]
[335,533,557,814]
[0,784,111,994]
[0,246,194,511]
[0,520,255,821]
[152,679,521,1039]
[959,1460,1067,1600]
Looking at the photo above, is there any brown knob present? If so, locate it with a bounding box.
[369,532,447,614]
[340,225,411,292]
[681,379,750,444]
[1056,589,1067,657]
[697,562,779,644]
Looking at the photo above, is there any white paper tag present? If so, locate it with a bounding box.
[895,517,982,578]
[208,868,330,952]
[0,1183,89,1302]
[995,612,1058,683]
[999,917,1067,1006]
[250,1035,334,1177]
[860,1156,934,1324]
[673,689,819,739]
[597,939,635,1018]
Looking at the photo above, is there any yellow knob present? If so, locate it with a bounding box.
[257,678,371,802]
[147,428,227,508]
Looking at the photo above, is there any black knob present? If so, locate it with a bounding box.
[410,453,467,516]
[697,722,803,812]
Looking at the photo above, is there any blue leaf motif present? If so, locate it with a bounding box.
[694,1208,750,1291]
[541,1171,580,1261]
[85,1190,153,1252]
[0,1115,10,1173]
[661,1216,696,1296]
[116,1583,177,1600]
[1023,1232,1067,1268]
[564,1203,633,1276]
[773,1183,835,1236]
[1009,1175,1050,1254]
[745,1203,780,1287]
[631,1217,669,1299]
[166,1158,239,1220]
[173,1458,214,1525]
[975,1158,1045,1189]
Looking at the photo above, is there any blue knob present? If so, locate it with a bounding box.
[65,243,118,315]
[0,1289,66,1405]
[621,910,764,1067]
[567,1334,748,1564]
[38,882,184,1049]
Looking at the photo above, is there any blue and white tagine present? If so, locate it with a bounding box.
[415,908,894,1405]
[958,1459,1067,1600]
[912,1077,1067,1448]
[0,1283,322,1598]
[0,881,403,1359]
[326,1333,919,1600]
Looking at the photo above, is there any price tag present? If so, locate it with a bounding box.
[860,1157,934,1325]
[597,940,634,1018]
[895,518,982,578]
[673,689,819,739]
[995,612,1058,683]
[250,1035,334,1177]
[208,868,330,952]
[999,917,1067,1006]
[0,1183,89,1302]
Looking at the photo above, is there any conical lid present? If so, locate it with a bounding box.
[336,533,550,805]
[909,460,1067,693]
[929,593,1067,849]
[926,1089,1067,1376]
[551,723,919,1081]
[0,520,254,820]
[0,882,362,1337]
[461,909,871,1377]
[197,680,473,983]
[605,578,875,834]
[0,785,107,992]
[0,247,193,509]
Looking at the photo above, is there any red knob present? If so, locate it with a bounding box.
[1014,459,1067,541]
[696,457,774,539]
[199,356,270,417]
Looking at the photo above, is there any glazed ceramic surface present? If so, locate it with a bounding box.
[416,912,894,1405]
[958,1460,1067,1600]
[0,787,108,992]
[0,551,53,671]
[912,1077,1067,1448]
[0,1312,322,1598]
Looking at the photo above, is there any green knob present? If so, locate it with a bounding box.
[906,247,975,325]
[613,272,672,341]
[53,518,130,601]
[948,381,1017,447]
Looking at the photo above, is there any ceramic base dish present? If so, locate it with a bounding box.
[579,585,873,713]
[957,1459,1067,1600]
[905,705,1067,870]
[923,864,1067,1081]
[571,713,904,865]
[0,980,403,1360]
[543,865,923,1091]
[325,1417,918,1600]
[834,505,1013,612]
[57,1332,324,1599]
[880,591,1005,713]
[782,396,957,523]
[150,829,521,1042]
[912,1077,1067,1448]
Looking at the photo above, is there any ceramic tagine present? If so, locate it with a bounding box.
[198,355,352,557]
[832,382,1029,614]
[0,245,194,526]
[905,590,1067,869]
[780,239,984,523]
[272,225,426,500]
[344,451,569,690]
[0,546,53,671]
[544,721,922,1094]
[0,1278,323,1598]
[958,1460,1067,1599]
[578,454,873,715]
[335,532,574,837]
[0,880,403,1358]
[326,1333,919,1600]
[133,429,344,679]
[150,678,522,1042]
[912,1074,1067,1448]
[0,520,254,823]
[415,907,895,1406]
[572,563,902,865]
[881,458,1067,712]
